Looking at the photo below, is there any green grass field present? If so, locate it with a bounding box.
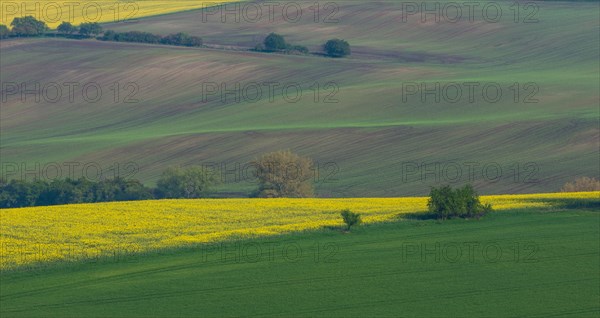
[1,208,598,317]
[1,0,598,196]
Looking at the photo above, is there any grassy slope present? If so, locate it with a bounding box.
[1,0,598,196]
[1,210,598,317]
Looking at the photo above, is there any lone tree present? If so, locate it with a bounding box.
[0,24,9,39]
[79,22,103,37]
[156,166,218,199]
[340,209,361,231]
[263,33,287,52]
[323,39,351,57]
[57,21,77,35]
[252,150,314,198]
[10,16,48,36]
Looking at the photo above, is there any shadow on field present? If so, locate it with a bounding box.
[399,212,438,221]
[537,197,600,210]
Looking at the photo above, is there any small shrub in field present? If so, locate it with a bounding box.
[428,184,491,220]
[341,209,361,231]
[561,177,600,192]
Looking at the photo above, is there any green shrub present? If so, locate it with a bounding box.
[428,184,491,220]
[156,166,218,199]
[11,16,48,36]
[57,21,77,34]
[323,39,351,57]
[0,24,10,39]
[264,33,287,51]
[341,209,361,231]
[79,22,103,37]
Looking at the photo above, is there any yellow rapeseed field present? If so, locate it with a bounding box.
[0,192,598,269]
[1,1,233,28]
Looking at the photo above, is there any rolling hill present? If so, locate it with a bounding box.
[1,0,598,196]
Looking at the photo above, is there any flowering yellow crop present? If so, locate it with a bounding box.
[0,1,233,28]
[0,192,597,270]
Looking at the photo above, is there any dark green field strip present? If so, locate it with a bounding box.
[1,210,598,317]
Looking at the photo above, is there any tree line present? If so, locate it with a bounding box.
[0,150,315,208]
[0,16,102,38]
[100,30,202,47]
[0,17,350,57]
[0,166,216,208]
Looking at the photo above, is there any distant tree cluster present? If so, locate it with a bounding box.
[1,17,350,59]
[8,16,49,37]
[161,32,203,47]
[1,151,320,208]
[254,33,308,55]
[11,16,48,36]
[0,16,201,48]
[0,17,103,38]
[255,33,350,57]
[100,30,162,44]
[155,166,217,199]
[0,178,152,208]
[56,21,77,34]
[0,166,218,208]
[100,30,202,47]
[78,22,103,36]
[56,21,103,37]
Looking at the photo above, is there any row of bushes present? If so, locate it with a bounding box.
[0,178,153,208]
[60,21,103,36]
[0,17,103,38]
[0,150,314,208]
[0,166,218,208]
[0,17,350,57]
[255,33,351,57]
[254,33,309,54]
[58,21,203,47]
[99,30,202,47]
